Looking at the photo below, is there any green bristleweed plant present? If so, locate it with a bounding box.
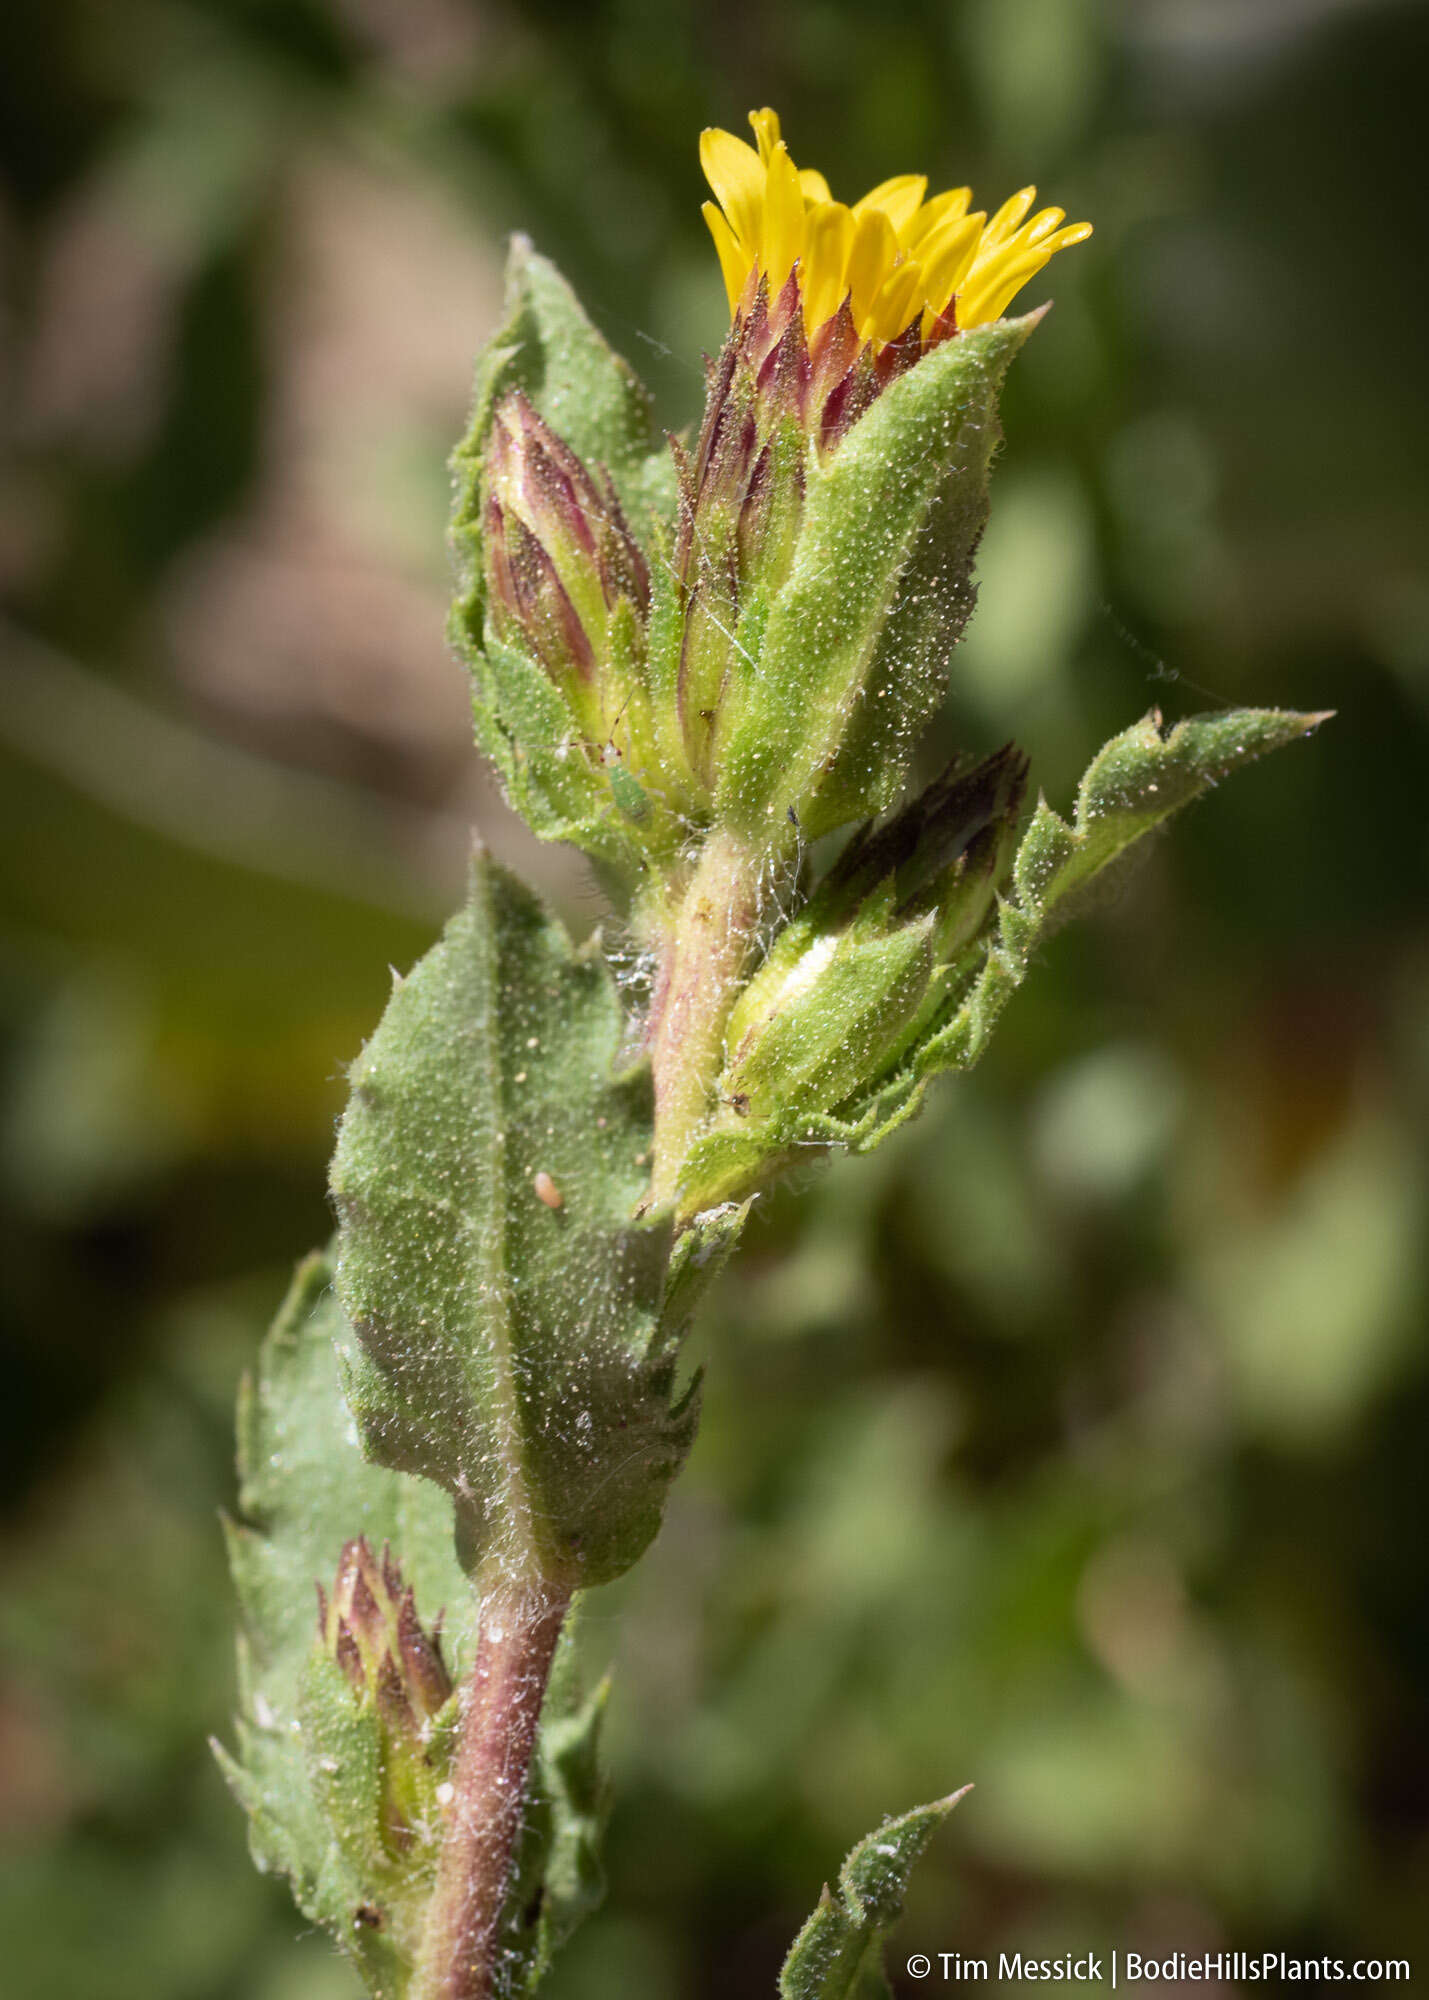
[218,108,1327,2000]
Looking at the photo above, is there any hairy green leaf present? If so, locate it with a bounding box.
[329,851,700,1595]
[467,635,637,867]
[780,1790,970,2000]
[218,1252,471,1998]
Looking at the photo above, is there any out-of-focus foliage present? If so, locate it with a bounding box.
[1,2,1425,1996]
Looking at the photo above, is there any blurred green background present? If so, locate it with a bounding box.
[2,1,1426,1995]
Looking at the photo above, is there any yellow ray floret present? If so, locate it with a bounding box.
[700,109,1092,347]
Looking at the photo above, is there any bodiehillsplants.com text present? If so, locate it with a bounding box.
[905,1951,1411,1984]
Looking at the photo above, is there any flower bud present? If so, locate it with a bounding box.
[319,1537,452,1740]
[816,741,1028,970]
[484,389,650,741]
[721,897,937,1125]
[681,747,1026,1205]
[313,1539,455,1866]
[670,267,928,795]
[670,274,811,790]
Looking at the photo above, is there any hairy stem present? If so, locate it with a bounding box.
[646,827,772,1209]
[412,1585,569,2000]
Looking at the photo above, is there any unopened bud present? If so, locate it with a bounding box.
[721,899,937,1124]
[820,742,1027,965]
[685,747,1026,1201]
[302,1542,456,1882]
[484,389,649,738]
[318,1537,452,1738]
[672,276,811,789]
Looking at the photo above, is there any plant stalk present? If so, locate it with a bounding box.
[646,826,772,1209]
[411,1584,569,2000]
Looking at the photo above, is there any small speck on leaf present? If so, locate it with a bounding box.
[533,1171,563,1209]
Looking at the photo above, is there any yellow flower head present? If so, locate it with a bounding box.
[701,108,1092,349]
